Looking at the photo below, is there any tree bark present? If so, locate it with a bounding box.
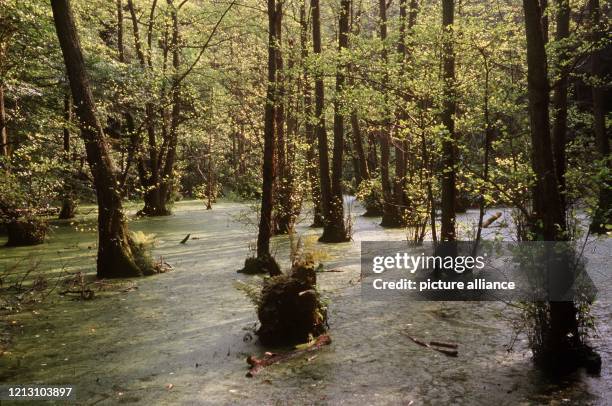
[158,0,181,212]
[51,0,144,278]
[311,0,347,242]
[116,0,124,62]
[379,0,401,228]
[589,0,611,234]
[0,83,7,157]
[523,0,579,367]
[348,2,369,186]
[272,1,294,234]
[257,0,278,259]
[320,0,350,242]
[301,4,324,227]
[59,90,76,219]
[440,0,456,241]
[551,0,569,213]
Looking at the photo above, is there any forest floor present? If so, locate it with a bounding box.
[0,199,610,405]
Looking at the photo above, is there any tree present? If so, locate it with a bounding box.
[51,0,149,277]
[311,0,348,242]
[523,0,581,368]
[589,0,611,234]
[379,0,397,228]
[300,2,324,227]
[440,0,456,242]
[252,0,280,276]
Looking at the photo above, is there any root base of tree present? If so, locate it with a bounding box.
[535,344,601,375]
[4,219,48,247]
[318,226,350,243]
[257,262,327,346]
[238,255,281,276]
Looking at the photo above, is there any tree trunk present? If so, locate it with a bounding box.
[116,0,124,62]
[312,0,347,242]
[523,0,579,368]
[301,4,324,228]
[257,0,278,260]
[51,0,144,278]
[0,83,7,157]
[440,0,456,241]
[348,3,369,186]
[589,0,611,234]
[551,0,569,214]
[157,0,181,214]
[272,1,294,234]
[59,90,76,219]
[379,0,400,228]
[318,0,349,242]
[127,0,170,216]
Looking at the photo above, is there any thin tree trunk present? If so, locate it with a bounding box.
[0,83,8,157]
[379,0,399,228]
[348,2,368,185]
[273,1,293,234]
[158,0,180,212]
[474,57,492,253]
[318,0,349,242]
[51,0,144,278]
[257,0,278,260]
[116,0,124,62]
[301,4,324,227]
[312,0,343,241]
[440,0,456,241]
[59,90,76,219]
[551,0,569,214]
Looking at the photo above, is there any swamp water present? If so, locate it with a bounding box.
[0,199,610,405]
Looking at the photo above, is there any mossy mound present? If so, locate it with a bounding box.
[238,255,281,276]
[257,262,327,346]
[5,218,48,246]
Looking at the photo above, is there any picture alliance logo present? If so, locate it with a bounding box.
[372,252,487,274]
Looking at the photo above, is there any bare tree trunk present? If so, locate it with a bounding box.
[158,0,181,212]
[312,0,347,242]
[300,3,324,227]
[551,0,569,213]
[51,0,144,278]
[440,0,456,241]
[348,2,369,186]
[379,0,400,228]
[317,0,349,242]
[0,83,7,157]
[272,1,294,234]
[523,0,579,368]
[116,0,124,62]
[589,0,611,234]
[257,0,278,260]
[59,90,76,219]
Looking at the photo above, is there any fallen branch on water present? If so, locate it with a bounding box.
[483,212,502,228]
[401,332,458,357]
[246,334,332,377]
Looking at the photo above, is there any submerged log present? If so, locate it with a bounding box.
[402,332,459,357]
[246,334,332,377]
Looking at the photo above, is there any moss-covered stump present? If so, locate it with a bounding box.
[238,255,281,276]
[257,262,327,346]
[5,218,48,246]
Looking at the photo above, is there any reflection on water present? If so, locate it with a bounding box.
[0,199,610,405]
